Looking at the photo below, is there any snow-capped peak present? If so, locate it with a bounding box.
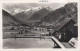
[12,6,53,15]
[32,6,43,10]
[13,8,24,15]
[25,6,43,12]
[25,6,53,12]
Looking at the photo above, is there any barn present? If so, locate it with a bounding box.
[54,18,78,42]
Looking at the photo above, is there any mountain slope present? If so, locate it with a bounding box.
[27,7,52,23]
[13,6,47,23]
[2,10,20,25]
[43,7,66,23]
[43,3,77,25]
[13,8,37,23]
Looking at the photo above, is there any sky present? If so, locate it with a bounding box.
[2,3,68,13]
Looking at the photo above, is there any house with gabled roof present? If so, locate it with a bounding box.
[54,18,78,42]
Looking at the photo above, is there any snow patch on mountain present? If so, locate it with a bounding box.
[12,6,53,15]
[13,8,24,15]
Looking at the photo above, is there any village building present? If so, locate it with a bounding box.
[54,18,78,42]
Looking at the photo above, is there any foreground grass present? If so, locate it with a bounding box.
[3,38,54,48]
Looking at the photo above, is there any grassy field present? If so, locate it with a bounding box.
[3,29,55,48]
[3,38,54,49]
[3,29,50,38]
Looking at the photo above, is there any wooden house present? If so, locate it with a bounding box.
[54,18,78,42]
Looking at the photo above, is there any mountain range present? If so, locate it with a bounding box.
[43,3,77,25]
[2,3,77,25]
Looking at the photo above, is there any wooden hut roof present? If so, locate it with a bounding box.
[55,18,72,31]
